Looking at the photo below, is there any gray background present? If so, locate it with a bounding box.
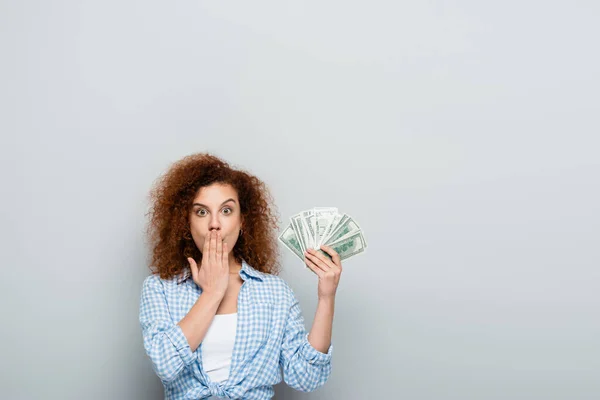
[1,1,598,399]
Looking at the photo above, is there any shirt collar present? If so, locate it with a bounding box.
[176,259,264,285]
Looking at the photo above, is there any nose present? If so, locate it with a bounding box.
[208,213,221,232]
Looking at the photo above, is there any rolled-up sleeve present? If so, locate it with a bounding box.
[139,275,195,383]
[279,287,333,392]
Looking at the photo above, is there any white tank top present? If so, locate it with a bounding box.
[202,312,238,388]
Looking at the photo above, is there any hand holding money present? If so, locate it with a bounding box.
[278,207,367,270]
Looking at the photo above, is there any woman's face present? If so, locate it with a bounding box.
[189,183,243,256]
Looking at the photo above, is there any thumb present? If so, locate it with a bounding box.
[222,242,230,265]
[187,257,198,275]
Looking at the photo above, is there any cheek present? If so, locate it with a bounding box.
[189,219,207,234]
[188,225,207,244]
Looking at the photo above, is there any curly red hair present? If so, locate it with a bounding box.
[145,152,282,280]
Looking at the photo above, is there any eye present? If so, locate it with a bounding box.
[222,207,232,215]
[196,209,207,216]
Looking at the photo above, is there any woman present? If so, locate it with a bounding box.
[139,153,342,399]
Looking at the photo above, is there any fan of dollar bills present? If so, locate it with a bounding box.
[278,207,367,264]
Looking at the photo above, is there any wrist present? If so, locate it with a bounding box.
[317,295,336,304]
[203,289,226,300]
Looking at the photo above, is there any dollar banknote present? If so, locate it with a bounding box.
[278,207,367,267]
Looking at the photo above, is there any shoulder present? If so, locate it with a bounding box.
[257,272,291,292]
[251,272,295,304]
[142,273,161,289]
[141,272,181,293]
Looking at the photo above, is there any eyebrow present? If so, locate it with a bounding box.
[192,198,237,208]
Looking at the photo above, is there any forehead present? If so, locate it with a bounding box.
[193,183,238,202]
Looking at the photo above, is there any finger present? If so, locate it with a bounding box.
[210,230,217,264]
[222,241,228,266]
[188,257,198,280]
[216,231,223,267]
[308,249,336,270]
[203,230,211,260]
[304,256,324,277]
[320,244,342,268]
[305,251,330,272]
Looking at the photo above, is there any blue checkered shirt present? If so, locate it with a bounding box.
[139,260,333,399]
